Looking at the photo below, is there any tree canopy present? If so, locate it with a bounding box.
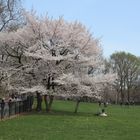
[0,12,116,102]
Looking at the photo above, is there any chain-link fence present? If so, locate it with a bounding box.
[0,96,34,120]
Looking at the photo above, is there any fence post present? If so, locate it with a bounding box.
[20,101,23,113]
[8,100,12,117]
[19,101,21,114]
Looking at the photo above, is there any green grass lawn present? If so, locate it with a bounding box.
[0,100,140,140]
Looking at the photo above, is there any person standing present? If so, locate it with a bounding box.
[1,99,5,119]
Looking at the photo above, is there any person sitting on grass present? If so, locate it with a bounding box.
[99,109,107,117]
[95,108,107,117]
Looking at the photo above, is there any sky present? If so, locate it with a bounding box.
[23,0,140,57]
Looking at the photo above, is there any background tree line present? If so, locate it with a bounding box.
[104,52,140,104]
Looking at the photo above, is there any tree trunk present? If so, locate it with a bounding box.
[48,95,54,111]
[74,100,80,113]
[44,95,49,111]
[44,95,54,112]
[36,92,42,112]
[127,88,130,103]
[120,86,124,104]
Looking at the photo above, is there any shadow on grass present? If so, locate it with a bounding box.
[26,109,95,117]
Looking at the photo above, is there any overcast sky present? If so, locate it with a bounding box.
[23,0,140,57]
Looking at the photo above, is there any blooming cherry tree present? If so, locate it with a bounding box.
[0,12,116,112]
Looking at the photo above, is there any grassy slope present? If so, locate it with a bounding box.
[0,100,140,140]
